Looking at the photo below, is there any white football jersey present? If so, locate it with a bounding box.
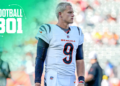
[35,24,84,76]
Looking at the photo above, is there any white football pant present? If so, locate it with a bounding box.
[44,70,76,86]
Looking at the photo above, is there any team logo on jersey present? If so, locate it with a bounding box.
[67,35,69,38]
[50,76,54,80]
[61,39,75,42]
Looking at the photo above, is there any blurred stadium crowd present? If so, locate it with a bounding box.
[0,0,120,86]
[69,0,120,86]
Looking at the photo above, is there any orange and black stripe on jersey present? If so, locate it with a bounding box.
[46,24,51,33]
[39,25,47,33]
[39,24,51,33]
[66,27,71,34]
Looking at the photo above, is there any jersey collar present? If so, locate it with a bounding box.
[56,25,71,34]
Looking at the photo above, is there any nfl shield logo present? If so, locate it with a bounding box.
[50,76,53,80]
[67,35,69,38]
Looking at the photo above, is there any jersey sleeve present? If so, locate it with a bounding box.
[35,24,51,44]
[78,28,84,45]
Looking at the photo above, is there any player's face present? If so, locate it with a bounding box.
[61,5,74,24]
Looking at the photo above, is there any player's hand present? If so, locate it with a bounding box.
[35,83,41,86]
[78,84,84,86]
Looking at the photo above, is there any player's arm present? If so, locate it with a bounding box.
[35,38,49,86]
[76,44,85,85]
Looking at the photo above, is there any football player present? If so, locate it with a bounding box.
[35,2,85,86]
